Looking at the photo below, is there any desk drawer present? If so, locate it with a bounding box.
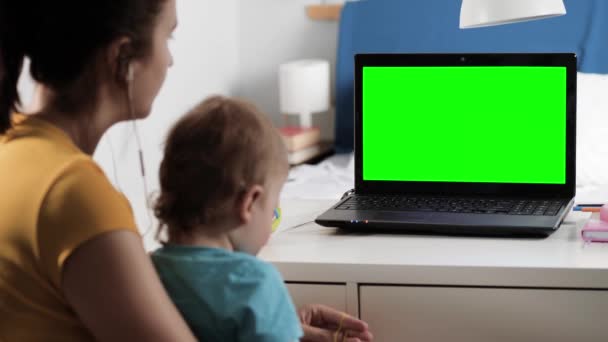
[286,283,347,312]
[360,285,608,342]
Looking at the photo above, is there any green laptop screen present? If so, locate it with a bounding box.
[362,66,567,184]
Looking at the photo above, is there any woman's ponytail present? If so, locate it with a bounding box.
[0,4,26,134]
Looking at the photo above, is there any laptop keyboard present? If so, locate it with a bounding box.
[336,196,565,216]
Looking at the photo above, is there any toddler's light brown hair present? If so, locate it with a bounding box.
[154,96,287,240]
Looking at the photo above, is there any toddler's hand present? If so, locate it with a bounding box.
[298,304,373,342]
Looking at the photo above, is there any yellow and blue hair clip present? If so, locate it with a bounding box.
[272,207,282,232]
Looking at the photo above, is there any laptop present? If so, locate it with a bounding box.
[316,53,576,237]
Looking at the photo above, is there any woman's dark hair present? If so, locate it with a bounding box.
[154,96,288,241]
[0,0,167,133]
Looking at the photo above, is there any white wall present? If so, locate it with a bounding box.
[94,0,239,249]
[235,0,341,140]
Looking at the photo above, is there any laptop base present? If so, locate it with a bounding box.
[315,198,573,238]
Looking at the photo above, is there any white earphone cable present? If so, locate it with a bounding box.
[127,68,154,237]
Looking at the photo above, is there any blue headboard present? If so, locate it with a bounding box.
[335,0,608,152]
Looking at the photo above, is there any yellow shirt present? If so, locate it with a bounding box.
[0,115,137,341]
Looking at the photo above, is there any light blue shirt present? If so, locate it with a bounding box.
[152,245,303,342]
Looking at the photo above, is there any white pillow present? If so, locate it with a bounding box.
[577,73,608,187]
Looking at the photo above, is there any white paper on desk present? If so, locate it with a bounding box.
[273,199,336,234]
[281,153,354,200]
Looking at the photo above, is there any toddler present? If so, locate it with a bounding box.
[151,96,301,341]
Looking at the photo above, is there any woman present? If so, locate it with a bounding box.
[0,1,371,341]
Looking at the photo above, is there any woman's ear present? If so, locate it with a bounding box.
[107,36,134,84]
[237,185,264,225]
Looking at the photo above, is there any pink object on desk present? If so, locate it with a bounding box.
[601,204,608,222]
[581,204,608,242]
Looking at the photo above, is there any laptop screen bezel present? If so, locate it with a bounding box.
[354,53,576,198]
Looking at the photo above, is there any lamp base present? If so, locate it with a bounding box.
[299,112,313,128]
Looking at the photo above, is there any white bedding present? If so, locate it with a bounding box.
[282,153,354,201]
[283,73,608,203]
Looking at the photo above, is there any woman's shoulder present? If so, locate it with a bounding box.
[0,115,123,214]
[44,157,132,219]
[37,157,137,286]
[53,156,110,185]
[58,157,115,190]
[1,114,104,188]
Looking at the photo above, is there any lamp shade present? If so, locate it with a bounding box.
[279,59,330,121]
[460,0,566,29]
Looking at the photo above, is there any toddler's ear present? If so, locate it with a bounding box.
[237,185,264,224]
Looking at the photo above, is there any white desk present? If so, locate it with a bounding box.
[260,199,608,342]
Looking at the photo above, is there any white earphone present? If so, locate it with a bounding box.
[126,63,135,83]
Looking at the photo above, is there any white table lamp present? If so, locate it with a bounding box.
[460,0,566,29]
[279,59,330,128]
